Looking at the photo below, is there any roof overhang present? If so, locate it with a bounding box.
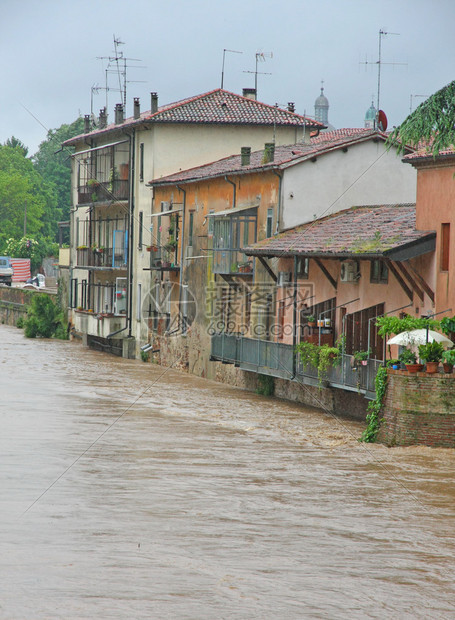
[245,233,436,260]
[206,205,258,218]
[71,139,130,157]
[148,208,183,218]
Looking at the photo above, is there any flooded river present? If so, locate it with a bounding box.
[0,325,454,619]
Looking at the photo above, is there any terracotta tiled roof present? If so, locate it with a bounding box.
[63,89,323,146]
[150,128,388,186]
[403,145,455,163]
[244,204,434,258]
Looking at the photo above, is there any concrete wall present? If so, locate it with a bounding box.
[378,369,455,447]
[281,140,417,230]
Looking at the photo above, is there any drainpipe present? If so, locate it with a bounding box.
[272,170,283,233]
[225,176,236,209]
[127,128,135,337]
[176,185,186,331]
[291,255,298,379]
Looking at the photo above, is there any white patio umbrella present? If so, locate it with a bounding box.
[387,329,454,348]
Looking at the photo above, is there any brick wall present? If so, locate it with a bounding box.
[378,369,455,447]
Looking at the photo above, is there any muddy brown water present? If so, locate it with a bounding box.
[0,325,454,619]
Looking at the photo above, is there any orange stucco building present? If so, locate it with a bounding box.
[404,149,455,318]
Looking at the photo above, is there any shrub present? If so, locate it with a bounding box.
[23,294,68,339]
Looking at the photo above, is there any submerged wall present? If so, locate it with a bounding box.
[378,369,455,447]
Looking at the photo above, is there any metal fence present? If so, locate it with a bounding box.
[211,332,382,397]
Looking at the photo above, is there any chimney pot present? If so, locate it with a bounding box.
[114,103,124,125]
[151,92,158,114]
[241,147,251,166]
[134,97,140,120]
[242,88,257,101]
[287,102,295,113]
[263,142,275,163]
[84,114,91,133]
[99,107,107,129]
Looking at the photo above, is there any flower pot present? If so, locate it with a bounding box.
[443,363,453,373]
[308,322,316,328]
[425,361,440,374]
[361,360,368,366]
[405,363,424,373]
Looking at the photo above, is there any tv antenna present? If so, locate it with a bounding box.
[243,51,273,97]
[360,29,406,127]
[96,35,145,116]
[220,48,243,89]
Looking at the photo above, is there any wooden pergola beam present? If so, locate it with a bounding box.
[405,261,435,303]
[256,255,277,282]
[384,258,413,301]
[394,261,424,302]
[314,257,337,289]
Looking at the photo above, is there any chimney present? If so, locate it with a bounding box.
[151,92,158,114]
[243,88,257,101]
[134,97,140,120]
[114,103,124,125]
[263,142,275,163]
[84,114,91,133]
[99,107,107,129]
[241,147,251,166]
[287,102,295,113]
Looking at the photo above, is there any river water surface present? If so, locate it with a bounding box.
[0,325,454,619]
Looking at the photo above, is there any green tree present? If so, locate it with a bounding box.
[33,117,84,236]
[387,80,455,156]
[4,136,28,157]
[0,144,57,247]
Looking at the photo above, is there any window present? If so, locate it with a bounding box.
[136,283,142,321]
[208,210,215,236]
[370,259,388,283]
[139,143,144,182]
[138,211,143,249]
[266,208,273,238]
[441,223,450,271]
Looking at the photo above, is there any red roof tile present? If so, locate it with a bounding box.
[64,89,323,146]
[149,128,389,186]
[244,204,434,258]
[403,145,455,163]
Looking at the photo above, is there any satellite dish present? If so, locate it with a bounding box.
[378,110,388,132]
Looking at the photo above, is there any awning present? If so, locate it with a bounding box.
[206,205,258,218]
[147,208,183,218]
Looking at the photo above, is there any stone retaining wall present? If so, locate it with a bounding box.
[378,369,455,447]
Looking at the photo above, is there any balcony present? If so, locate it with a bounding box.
[210,332,381,397]
[76,246,127,270]
[148,245,180,271]
[77,180,129,205]
[210,206,257,276]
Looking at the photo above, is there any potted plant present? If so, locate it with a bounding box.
[442,349,455,373]
[353,350,370,366]
[418,341,445,373]
[399,348,423,373]
[307,315,316,327]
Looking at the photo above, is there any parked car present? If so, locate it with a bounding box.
[0,256,13,286]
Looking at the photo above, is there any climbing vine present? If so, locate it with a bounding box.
[360,365,388,443]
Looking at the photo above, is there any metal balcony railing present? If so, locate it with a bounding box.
[149,246,180,270]
[76,246,127,269]
[77,180,129,204]
[210,332,381,397]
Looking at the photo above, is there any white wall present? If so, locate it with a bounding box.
[281,140,417,230]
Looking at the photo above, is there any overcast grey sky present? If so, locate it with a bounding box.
[1,0,454,155]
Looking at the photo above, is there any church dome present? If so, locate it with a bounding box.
[315,87,329,108]
[364,101,377,129]
[314,85,329,125]
[365,101,377,121]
